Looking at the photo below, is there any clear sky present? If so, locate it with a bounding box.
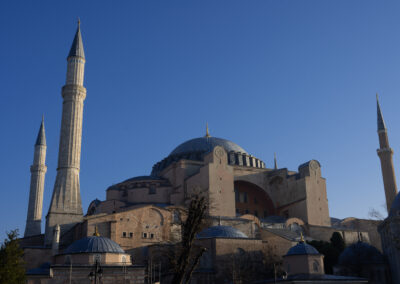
[1,0,400,240]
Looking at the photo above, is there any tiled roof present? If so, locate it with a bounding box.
[197,225,248,239]
[262,227,301,241]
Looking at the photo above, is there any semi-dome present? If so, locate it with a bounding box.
[285,241,320,256]
[338,241,384,265]
[170,137,247,156]
[390,192,400,217]
[122,175,165,183]
[64,236,125,254]
[197,225,249,239]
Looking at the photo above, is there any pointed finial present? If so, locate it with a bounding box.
[68,19,85,59]
[35,116,46,146]
[300,232,304,242]
[93,225,100,237]
[376,93,387,131]
[205,122,211,138]
[274,153,278,170]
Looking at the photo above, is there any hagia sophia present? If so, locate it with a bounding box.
[21,22,400,284]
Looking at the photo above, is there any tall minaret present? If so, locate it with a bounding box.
[24,117,47,237]
[45,21,86,244]
[376,94,398,213]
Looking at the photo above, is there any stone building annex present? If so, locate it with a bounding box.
[21,22,400,284]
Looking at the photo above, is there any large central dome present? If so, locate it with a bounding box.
[170,137,247,156]
[151,134,264,176]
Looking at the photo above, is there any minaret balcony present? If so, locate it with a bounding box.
[377,148,394,155]
[30,165,47,173]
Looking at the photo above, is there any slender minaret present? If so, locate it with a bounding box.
[376,94,398,213]
[274,153,278,170]
[24,117,47,237]
[45,21,86,245]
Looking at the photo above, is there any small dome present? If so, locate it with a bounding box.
[286,241,320,256]
[338,241,384,266]
[64,236,125,254]
[390,192,400,217]
[170,137,247,156]
[197,225,248,239]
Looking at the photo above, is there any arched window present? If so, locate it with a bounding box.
[64,255,71,265]
[313,260,319,272]
[235,248,245,256]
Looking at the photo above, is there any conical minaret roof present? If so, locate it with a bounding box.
[68,19,85,59]
[377,93,387,131]
[35,117,46,146]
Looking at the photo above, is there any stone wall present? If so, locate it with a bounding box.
[185,147,236,217]
[77,205,174,253]
[338,218,382,251]
[27,265,145,284]
[259,229,296,258]
[23,247,52,271]
[308,225,370,245]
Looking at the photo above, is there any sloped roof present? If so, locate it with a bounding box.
[197,225,248,239]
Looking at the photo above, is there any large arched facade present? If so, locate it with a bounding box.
[234,180,275,218]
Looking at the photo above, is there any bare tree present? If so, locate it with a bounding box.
[170,194,208,284]
[368,207,384,221]
[218,245,283,283]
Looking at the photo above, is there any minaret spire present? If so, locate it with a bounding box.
[376,95,398,213]
[25,118,47,237]
[274,153,278,170]
[45,22,87,244]
[35,116,46,146]
[377,93,386,131]
[68,19,85,59]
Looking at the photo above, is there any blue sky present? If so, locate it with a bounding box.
[1,0,400,240]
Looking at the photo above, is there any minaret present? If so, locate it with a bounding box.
[24,117,47,237]
[376,94,398,213]
[45,21,86,244]
[274,153,278,170]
